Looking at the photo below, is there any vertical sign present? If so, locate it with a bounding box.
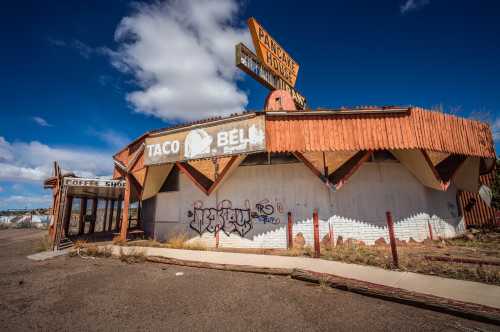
[247,17,300,87]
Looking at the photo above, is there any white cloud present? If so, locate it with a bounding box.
[400,0,430,14]
[109,0,251,121]
[0,195,52,209]
[88,129,130,149]
[32,116,52,127]
[46,36,66,47]
[47,36,107,60]
[0,137,113,182]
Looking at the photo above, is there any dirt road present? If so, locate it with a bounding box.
[0,229,498,331]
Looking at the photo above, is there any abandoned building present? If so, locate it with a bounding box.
[105,103,496,249]
[45,17,497,250]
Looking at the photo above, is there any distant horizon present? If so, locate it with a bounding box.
[1,0,499,209]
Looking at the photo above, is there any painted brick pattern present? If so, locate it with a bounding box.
[144,161,467,248]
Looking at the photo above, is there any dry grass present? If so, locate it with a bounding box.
[122,233,209,251]
[73,240,88,249]
[118,247,146,264]
[183,240,207,251]
[112,236,126,246]
[125,239,164,248]
[34,234,52,252]
[166,233,188,249]
[319,233,500,285]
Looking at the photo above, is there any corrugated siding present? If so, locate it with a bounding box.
[266,108,495,158]
[458,172,497,227]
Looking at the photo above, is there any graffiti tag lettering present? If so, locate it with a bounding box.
[188,200,252,237]
[252,199,280,224]
[187,198,285,237]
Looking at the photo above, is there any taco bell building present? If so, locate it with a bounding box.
[111,105,496,249]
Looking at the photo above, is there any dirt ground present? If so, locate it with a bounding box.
[126,229,500,285]
[0,229,498,331]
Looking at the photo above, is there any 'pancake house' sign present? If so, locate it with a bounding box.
[144,116,266,165]
[247,17,299,87]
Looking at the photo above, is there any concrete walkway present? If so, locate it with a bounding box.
[105,245,500,309]
[27,248,70,261]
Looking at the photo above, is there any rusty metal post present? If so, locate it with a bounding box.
[108,200,115,232]
[427,220,434,240]
[386,211,399,268]
[287,212,293,249]
[119,175,131,241]
[89,198,98,234]
[313,209,320,258]
[78,198,87,236]
[215,225,220,248]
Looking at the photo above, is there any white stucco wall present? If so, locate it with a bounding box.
[142,160,465,248]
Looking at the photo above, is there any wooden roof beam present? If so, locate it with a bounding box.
[328,150,373,190]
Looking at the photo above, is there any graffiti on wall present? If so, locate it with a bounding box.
[251,199,282,224]
[187,198,284,237]
[188,200,253,237]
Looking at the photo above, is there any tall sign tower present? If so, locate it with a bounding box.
[236,17,306,110]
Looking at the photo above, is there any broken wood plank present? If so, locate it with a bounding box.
[146,256,292,276]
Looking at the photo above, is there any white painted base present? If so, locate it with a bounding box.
[142,160,465,248]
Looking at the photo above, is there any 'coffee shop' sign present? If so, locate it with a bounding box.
[144,115,266,166]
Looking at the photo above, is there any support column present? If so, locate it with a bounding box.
[115,199,122,232]
[119,174,131,241]
[63,196,73,237]
[89,198,98,234]
[313,209,320,258]
[102,200,109,232]
[108,200,115,232]
[78,198,88,236]
[287,212,293,249]
[136,202,142,228]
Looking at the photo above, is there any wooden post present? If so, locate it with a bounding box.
[78,198,87,236]
[287,212,293,249]
[102,200,109,232]
[427,220,434,240]
[114,199,121,232]
[313,209,320,258]
[386,211,399,268]
[89,198,98,234]
[63,196,73,237]
[108,200,115,232]
[137,201,142,228]
[119,175,131,241]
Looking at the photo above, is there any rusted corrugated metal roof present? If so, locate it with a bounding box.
[458,172,497,227]
[265,107,495,158]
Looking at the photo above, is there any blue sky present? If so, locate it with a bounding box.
[0,0,499,209]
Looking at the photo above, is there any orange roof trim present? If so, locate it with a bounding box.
[265,107,495,158]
